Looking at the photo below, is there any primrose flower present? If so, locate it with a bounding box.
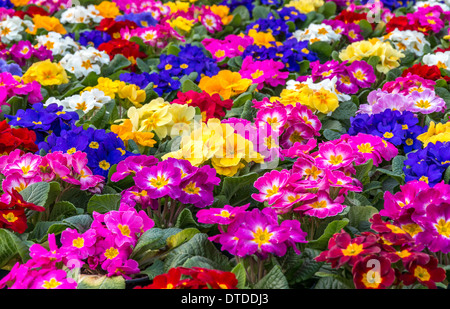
[408,88,446,114]
[252,169,291,204]
[294,191,346,219]
[103,209,149,247]
[352,255,396,289]
[133,159,182,199]
[22,59,69,86]
[59,228,97,262]
[198,70,253,100]
[196,204,250,225]
[315,231,381,268]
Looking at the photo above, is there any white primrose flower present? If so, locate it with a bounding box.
[291,23,341,44]
[0,16,34,44]
[59,47,110,78]
[383,29,430,57]
[35,32,81,56]
[422,51,450,70]
[286,76,351,102]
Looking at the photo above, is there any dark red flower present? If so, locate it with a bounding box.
[13,5,50,18]
[369,214,414,246]
[315,230,380,268]
[334,10,367,24]
[0,120,38,154]
[98,39,147,68]
[96,18,139,39]
[171,90,233,121]
[135,267,238,289]
[386,16,421,33]
[352,255,396,289]
[0,208,28,234]
[401,256,446,289]
[401,63,445,81]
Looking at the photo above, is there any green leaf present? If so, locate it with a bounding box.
[49,201,77,221]
[19,181,51,207]
[101,54,132,77]
[0,229,30,268]
[181,79,202,93]
[166,228,200,249]
[233,91,253,108]
[392,155,407,175]
[254,265,289,289]
[354,159,374,185]
[175,208,200,229]
[77,275,126,289]
[63,214,93,233]
[358,19,373,38]
[140,259,165,280]
[220,172,259,206]
[87,194,121,214]
[435,87,450,108]
[80,71,99,87]
[314,274,354,289]
[347,206,378,230]
[309,41,333,61]
[164,233,231,271]
[331,101,357,120]
[232,5,250,21]
[307,219,349,250]
[231,263,247,289]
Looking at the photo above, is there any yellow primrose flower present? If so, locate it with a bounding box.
[169,16,195,33]
[286,0,324,14]
[311,88,339,114]
[95,1,122,19]
[209,5,233,25]
[28,15,67,35]
[166,1,190,13]
[339,38,405,74]
[10,0,29,6]
[111,119,157,148]
[167,103,196,138]
[417,121,450,147]
[279,86,315,109]
[84,77,126,99]
[247,29,277,48]
[22,59,69,86]
[118,84,146,108]
[198,70,252,100]
[163,118,263,176]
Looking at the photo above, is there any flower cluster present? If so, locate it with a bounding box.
[349,109,426,154]
[38,125,135,178]
[198,206,308,259]
[316,221,446,289]
[0,204,155,288]
[136,267,238,289]
[0,149,105,198]
[163,118,264,177]
[112,155,220,226]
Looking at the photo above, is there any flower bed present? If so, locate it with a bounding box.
[0,0,450,290]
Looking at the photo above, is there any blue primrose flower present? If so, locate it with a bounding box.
[5,103,79,144]
[38,125,137,177]
[0,59,22,76]
[403,141,450,186]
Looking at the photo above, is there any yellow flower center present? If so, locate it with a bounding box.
[182,182,200,195]
[328,154,343,165]
[3,212,18,223]
[104,247,120,260]
[42,278,63,289]
[435,218,450,238]
[99,160,110,171]
[72,237,84,249]
[89,141,99,149]
[414,266,431,281]
[252,227,273,248]
[357,143,374,154]
[342,243,363,256]
[118,224,131,237]
[383,132,394,139]
[150,175,169,189]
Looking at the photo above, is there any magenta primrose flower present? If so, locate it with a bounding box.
[294,190,346,219]
[133,159,182,199]
[252,169,291,205]
[196,204,250,225]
